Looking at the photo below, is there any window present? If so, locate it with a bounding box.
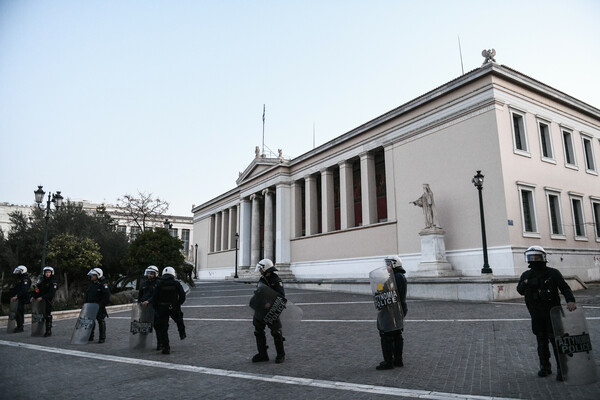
[116,225,127,234]
[511,110,529,154]
[545,190,564,237]
[582,135,597,173]
[518,184,539,236]
[130,226,141,241]
[537,120,554,161]
[168,228,178,238]
[592,199,600,241]
[181,229,190,256]
[562,129,577,168]
[570,195,586,239]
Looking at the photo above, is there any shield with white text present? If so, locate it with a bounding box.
[31,300,46,337]
[129,302,155,350]
[370,266,404,332]
[70,303,99,344]
[249,285,302,335]
[550,305,597,385]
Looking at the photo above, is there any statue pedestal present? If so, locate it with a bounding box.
[415,228,460,277]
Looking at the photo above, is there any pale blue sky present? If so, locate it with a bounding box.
[1,0,599,216]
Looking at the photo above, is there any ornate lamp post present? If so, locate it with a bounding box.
[34,186,64,273]
[472,171,493,274]
[234,233,239,278]
[194,243,198,279]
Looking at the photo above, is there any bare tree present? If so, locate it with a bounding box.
[116,191,169,231]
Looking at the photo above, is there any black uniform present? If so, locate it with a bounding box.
[252,269,286,363]
[33,275,57,336]
[11,273,31,332]
[138,276,160,347]
[517,263,575,378]
[151,275,186,354]
[377,268,408,369]
[84,278,110,342]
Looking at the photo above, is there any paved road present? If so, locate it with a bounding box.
[1,281,599,399]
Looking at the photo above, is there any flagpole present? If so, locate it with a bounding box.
[262,104,265,156]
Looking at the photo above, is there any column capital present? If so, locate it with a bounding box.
[320,168,333,176]
[250,193,262,201]
[262,188,272,197]
[304,175,315,183]
[338,159,352,168]
[359,151,374,160]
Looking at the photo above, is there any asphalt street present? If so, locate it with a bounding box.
[1,280,599,400]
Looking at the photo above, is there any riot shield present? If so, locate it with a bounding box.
[70,303,99,345]
[129,302,155,350]
[249,285,303,335]
[550,305,597,385]
[369,266,404,332]
[31,300,46,337]
[6,298,18,333]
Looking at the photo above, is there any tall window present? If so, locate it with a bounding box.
[168,228,178,238]
[592,199,600,240]
[518,185,538,235]
[570,196,586,238]
[181,229,190,256]
[545,191,564,236]
[562,129,577,167]
[582,136,597,173]
[116,225,127,234]
[511,111,529,153]
[130,226,141,241]
[538,121,554,161]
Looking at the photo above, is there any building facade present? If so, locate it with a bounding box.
[192,62,600,282]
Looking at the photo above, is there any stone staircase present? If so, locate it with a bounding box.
[226,263,295,282]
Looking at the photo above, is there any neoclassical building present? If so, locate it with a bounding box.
[192,61,600,283]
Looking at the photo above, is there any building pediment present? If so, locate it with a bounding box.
[236,157,284,186]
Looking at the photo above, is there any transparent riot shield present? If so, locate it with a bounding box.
[129,302,155,350]
[369,266,404,332]
[31,300,46,337]
[70,303,99,345]
[550,305,598,385]
[6,298,18,333]
[249,285,303,335]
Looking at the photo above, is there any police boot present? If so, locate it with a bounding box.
[44,316,53,337]
[274,334,285,364]
[252,332,269,362]
[98,320,106,344]
[13,326,24,333]
[393,335,404,367]
[178,322,187,340]
[376,336,394,370]
[536,337,552,377]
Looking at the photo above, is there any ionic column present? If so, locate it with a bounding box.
[360,152,377,225]
[263,189,274,262]
[304,175,318,235]
[291,181,303,238]
[384,144,396,221]
[221,209,229,251]
[338,160,354,229]
[250,193,262,266]
[239,199,252,269]
[214,212,222,251]
[321,168,335,233]
[228,206,237,249]
[276,183,291,264]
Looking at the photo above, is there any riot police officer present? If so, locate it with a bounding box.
[252,258,286,364]
[517,246,576,381]
[85,268,110,343]
[376,255,408,370]
[10,265,31,333]
[138,265,161,349]
[152,266,186,355]
[31,266,58,337]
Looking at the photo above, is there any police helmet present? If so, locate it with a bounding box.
[384,255,406,273]
[87,267,103,279]
[13,265,27,275]
[145,265,159,277]
[162,266,176,277]
[43,266,55,275]
[255,258,277,273]
[525,246,547,263]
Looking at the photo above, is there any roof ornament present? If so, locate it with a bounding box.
[481,49,496,65]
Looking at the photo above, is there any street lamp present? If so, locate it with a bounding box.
[234,233,239,278]
[34,186,64,273]
[194,244,198,279]
[163,218,172,232]
[472,171,492,274]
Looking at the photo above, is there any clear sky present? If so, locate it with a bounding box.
[1,0,599,216]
